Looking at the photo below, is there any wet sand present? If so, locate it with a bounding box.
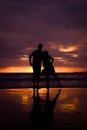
[0,88,87,129]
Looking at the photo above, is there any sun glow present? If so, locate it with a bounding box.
[0,66,33,73]
[55,67,87,73]
[0,66,87,73]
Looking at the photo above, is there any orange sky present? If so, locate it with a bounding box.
[0,66,87,73]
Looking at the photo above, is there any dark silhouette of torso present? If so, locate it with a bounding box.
[31,49,42,71]
[29,44,43,87]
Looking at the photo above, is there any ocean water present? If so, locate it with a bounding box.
[0,72,87,88]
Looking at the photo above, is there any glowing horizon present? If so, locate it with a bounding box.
[0,66,87,73]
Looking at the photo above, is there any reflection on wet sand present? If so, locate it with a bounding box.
[29,88,61,130]
[0,88,87,129]
[1,88,85,113]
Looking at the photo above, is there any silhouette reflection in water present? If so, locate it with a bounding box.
[29,88,61,130]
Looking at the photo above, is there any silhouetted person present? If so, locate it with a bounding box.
[42,51,61,88]
[29,44,43,89]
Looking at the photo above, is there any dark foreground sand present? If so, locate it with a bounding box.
[0,88,87,130]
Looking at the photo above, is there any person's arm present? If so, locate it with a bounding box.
[49,55,54,63]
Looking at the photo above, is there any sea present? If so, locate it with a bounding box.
[0,72,87,88]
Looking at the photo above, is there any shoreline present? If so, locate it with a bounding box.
[0,72,87,89]
[0,86,87,89]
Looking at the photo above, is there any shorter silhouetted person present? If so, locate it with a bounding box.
[42,51,62,88]
[29,43,43,89]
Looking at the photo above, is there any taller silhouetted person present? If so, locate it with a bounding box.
[29,43,43,88]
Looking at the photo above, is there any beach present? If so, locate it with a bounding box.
[0,73,87,129]
[0,88,87,129]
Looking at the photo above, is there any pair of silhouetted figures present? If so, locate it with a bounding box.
[29,43,62,89]
[29,88,61,130]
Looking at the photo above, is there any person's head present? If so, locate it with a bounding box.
[43,50,48,56]
[38,43,43,50]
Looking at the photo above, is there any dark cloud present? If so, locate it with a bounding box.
[0,0,87,31]
[0,0,87,70]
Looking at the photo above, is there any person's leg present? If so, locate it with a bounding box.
[36,75,39,96]
[53,72,62,87]
[50,66,61,87]
[46,73,50,88]
[36,68,41,86]
[33,66,40,87]
[35,68,41,96]
[33,72,36,87]
[36,74,40,87]
[32,66,37,88]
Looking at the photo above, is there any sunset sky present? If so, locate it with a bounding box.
[0,0,87,73]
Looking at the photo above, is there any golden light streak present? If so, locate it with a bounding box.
[0,66,33,73]
[54,57,63,60]
[19,55,29,61]
[55,67,87,73]
[58,88,80,113]
[67,54,79,58]
[0,66,87,73]
[60,103,77,112]
[59,45,78,52]
[19,57,28,61]
[22,95,29,104]
[54,57,69,64]
[71,54,79,58]
[6,89,33,105]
